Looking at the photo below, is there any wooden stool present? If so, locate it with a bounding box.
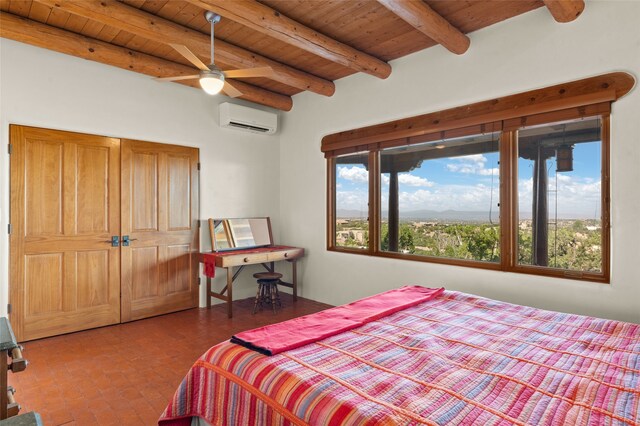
[252,272,282,314]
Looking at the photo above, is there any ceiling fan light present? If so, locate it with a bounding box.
[199,74,225,95]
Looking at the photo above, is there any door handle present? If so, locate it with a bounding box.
[122,235,138,246]
[104,236,120,247]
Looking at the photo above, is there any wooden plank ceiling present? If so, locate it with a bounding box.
[0,0,585,111]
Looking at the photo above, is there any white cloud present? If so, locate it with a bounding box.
[477,168,500,176]
[518,175,601,218]
[337,166,368,183]
[398,173,434,187]
[395,183,499,212]
[336,190,368,210]
[446,154,499,176]
[381,173,434,187]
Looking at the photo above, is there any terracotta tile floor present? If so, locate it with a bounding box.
[9,295,332,425]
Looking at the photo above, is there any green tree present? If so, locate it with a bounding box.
[518,229,533,264]
[466,226,499,261]
[399,224,415,253]
[381,223,389,251]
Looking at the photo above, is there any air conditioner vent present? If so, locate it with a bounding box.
[219,102,277,135]
[227,121,271,133]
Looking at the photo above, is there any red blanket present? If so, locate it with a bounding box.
[231,286,444,355]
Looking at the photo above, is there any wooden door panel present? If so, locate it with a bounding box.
[132,152,159,231]
[131,246,160,299]
[168,155,191,230]
[123,291,194,322]
[121,140,199,322]
[25,253,63,316]
[10,126,121,341]
[23,297,119,341]
[76,250,111,309]
[25,139,63,236]
[77,146,110,234]
[167,244,192,294]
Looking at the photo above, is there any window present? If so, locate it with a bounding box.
[325,77,620,283]
[333,152,369,250]
[379,132,500,263]
[515,116,606,275]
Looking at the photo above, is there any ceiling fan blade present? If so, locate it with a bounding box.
[155,75,200,82]
[223,81,243,98]
[224,66,275,79]
[169,43,210,71]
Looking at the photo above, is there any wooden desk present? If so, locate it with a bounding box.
[200,245,304,318]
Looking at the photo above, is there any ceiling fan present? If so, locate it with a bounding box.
[156,11,274,97]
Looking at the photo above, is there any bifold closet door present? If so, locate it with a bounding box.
[120,140,199,322]
[9,126,121,341]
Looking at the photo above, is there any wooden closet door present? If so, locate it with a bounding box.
[9,126,121,341]
[120,140,199,322]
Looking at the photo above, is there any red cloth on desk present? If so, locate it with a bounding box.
[202,245,293,278]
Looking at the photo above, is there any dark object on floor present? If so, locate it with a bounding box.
[0,412,43,426]
[1,318,29,420]
[253,272,283,314]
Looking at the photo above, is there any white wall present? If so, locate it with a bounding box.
[279,1,640,323]
[0,39,282,312]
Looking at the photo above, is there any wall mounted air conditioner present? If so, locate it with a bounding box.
[219,102,278,135]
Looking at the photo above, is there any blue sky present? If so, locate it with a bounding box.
[336,141,601,219]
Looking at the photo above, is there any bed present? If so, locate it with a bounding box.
[159,287,640,425]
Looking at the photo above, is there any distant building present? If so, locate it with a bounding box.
[519,220,532,230]
[415,222,437,228]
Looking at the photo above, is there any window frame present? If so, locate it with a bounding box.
[327,108,611,283]
[506,114,610,282]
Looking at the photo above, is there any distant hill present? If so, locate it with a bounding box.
[336,209,369,218]
[336,208,595,221]
[337,209,500,222]
[393,209,501,222]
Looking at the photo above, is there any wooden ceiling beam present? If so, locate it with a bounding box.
[542,0,585,23]
[0,11,293,111]
[376,0,470,55]
[185,0,391,79]
[33,0,335,97]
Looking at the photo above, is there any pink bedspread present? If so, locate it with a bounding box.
[159,289,640,425]
[232,286,444,355]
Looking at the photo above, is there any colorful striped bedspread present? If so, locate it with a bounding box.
[159,291,640,425]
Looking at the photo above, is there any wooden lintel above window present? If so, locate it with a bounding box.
[321,72,635,155]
